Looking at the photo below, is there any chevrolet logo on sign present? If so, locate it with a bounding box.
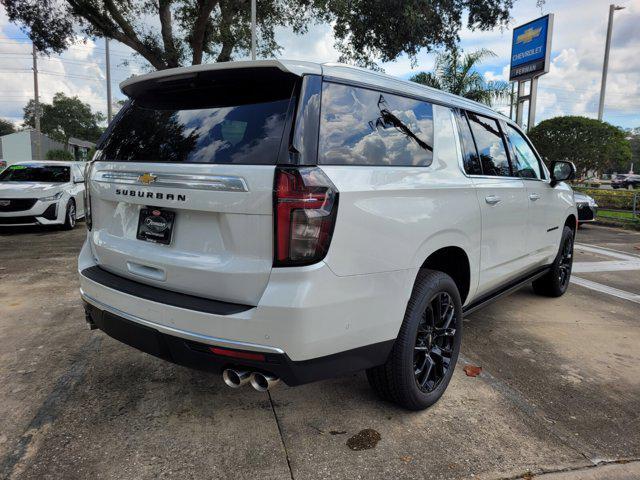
[138,173,157,185]
[516,27,542,44]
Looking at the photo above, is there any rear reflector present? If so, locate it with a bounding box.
[274,167,338,267]
[209,347,266,362]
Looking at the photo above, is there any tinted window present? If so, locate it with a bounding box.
[99,99,290,164]
[319,83,434,166]
[0,164,70,182]
[506,125,542,179]
[466,112,511,177]
[456,111,482,175]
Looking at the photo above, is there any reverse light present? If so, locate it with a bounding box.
[274,167,338,267]
[40,191,63,202]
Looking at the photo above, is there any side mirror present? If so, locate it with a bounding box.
[550,161,576,187]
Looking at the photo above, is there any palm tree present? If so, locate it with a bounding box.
[410,49,511,106]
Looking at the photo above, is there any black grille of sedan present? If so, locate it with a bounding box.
[0,198,37,212]
[576,203,595,221]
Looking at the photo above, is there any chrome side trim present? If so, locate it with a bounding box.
[80,289,284,355]
[94,171,249,192]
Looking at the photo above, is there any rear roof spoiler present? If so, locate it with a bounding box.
[120,60,322,97]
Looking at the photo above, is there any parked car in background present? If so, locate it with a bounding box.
[611,174,640,189]
[78,60,577,411]
[0,161,85,228]
[574,191,598,225]
[0,160,7,171]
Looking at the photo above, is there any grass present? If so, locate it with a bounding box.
[598,209,639,221]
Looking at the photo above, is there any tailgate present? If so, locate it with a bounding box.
[89,162,275,305]
[86,66,298,305]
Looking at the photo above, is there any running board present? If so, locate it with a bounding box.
[462,266,551,317]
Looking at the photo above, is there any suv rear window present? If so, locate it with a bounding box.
[99,94,291,165]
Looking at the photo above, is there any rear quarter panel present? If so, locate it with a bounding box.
[320,163,481,305]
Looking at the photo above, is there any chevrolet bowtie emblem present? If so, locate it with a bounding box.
[138,173,157,185]
[516,27,542,44]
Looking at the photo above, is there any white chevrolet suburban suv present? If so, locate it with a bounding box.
[79,60,577,410]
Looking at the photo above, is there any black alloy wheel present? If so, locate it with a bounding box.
[557,234,573,290]
[414,292,456,393]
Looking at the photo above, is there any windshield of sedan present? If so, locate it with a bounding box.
[0,164,71,183]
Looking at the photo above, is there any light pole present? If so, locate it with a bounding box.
[32,43,41,160]
[598,4,625,121]
[105,38,113,123]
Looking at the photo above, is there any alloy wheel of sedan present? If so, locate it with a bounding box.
[68,203,76,228]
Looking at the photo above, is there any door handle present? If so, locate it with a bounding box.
[529,193,540,201]
[485,195,501,205]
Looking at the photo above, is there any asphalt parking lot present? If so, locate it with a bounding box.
[1,224,639,480]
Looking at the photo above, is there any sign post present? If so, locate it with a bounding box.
[509,14,554,131]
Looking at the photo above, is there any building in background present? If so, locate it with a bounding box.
[0,129,94,166]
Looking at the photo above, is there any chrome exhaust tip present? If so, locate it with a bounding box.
[222,369,251,388]
[250,372,280,392]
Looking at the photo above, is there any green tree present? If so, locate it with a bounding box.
[46,149,74,161]
[528,116,632,177]
[410,49,510,106]
[23,92,105,144]
[628,133,640,173]
[0,118,16,136]
[4,0,513,70]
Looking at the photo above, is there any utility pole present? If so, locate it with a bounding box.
[251,0,256,60]
[31,43,41,160]
[598,4,625,121]
[105,38,113,123]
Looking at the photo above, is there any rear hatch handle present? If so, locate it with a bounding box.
[126,261,166,282]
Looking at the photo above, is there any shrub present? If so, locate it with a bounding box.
[46,149,74,161]
[574,187,636,210]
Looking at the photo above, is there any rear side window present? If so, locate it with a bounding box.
[99,96,290,164]
[466,112,511,177]
[319,82,434,166]
[505,125,543,179]
[456,110,482,175]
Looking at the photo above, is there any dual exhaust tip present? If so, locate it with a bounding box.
[222,369,279,391]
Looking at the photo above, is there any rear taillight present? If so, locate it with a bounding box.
[274,167,338,267]
[83,158,96,231]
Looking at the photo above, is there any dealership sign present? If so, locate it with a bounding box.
[509,14,554,81]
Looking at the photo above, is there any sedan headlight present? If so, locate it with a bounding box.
[40,191,64,202]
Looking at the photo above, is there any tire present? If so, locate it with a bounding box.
[366,269,463,411]
[532,226,574,297]
[62,200,77,230]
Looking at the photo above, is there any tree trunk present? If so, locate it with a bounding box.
[191,0,218,65]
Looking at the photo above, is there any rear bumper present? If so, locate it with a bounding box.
[78,238,413,381]
[83,299,393,386]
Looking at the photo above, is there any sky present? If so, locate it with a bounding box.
[0,0,639,130]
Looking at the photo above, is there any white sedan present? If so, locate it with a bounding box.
[0,161,85,229]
